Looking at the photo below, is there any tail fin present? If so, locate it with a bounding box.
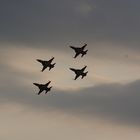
[49,63,56,71]
[45,86,52,94]
[49,86,52,90]
[81,50,88,57]
[82,71,88,79]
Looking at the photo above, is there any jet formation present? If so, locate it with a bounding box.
[33,43,88,95]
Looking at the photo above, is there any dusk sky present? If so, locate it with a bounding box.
[1,1,140,140]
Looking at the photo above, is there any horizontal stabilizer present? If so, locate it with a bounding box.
[82,71,88,79]
[81,50,88,57]
[49,63,56,70]
[85,50,88,53]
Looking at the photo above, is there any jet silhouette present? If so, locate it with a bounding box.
[36,57,55,72]
[69,66,88,80]
[69,44,88,58]
[33,81,52,95]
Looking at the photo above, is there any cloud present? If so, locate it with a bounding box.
[1,70,140,126]
[75,2,94,16]
[1,0,140,126]
[0,46,140,126]
[0,0,140,50]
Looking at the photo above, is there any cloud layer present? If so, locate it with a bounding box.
[0,1,140,133]
[0,0,140,50]
[1,71,140,126]
[0,46,140,127]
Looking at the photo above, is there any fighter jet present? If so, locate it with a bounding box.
[69,44,88,58]
[36,57,55,72]
[33,81,52,95]
[69,66,88,80]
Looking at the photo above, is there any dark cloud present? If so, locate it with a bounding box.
[0,0,140,50]
[1,73,140,126]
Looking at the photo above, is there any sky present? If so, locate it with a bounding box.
[1,0,140,140]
